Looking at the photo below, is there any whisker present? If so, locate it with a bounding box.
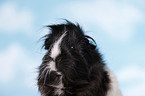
[43,68,49,86]
[39,66,48,80]
[39,65,46,70]
[43,60,49,61]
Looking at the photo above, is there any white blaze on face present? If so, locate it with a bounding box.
[47,32,66,95]
[50,32,66,60]
[47,32,66,72]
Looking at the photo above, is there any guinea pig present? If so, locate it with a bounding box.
[37,21,122,96]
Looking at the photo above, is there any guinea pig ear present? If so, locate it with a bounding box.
[44,37,50,50]
[41,35,51,50]
[85,35,97,50]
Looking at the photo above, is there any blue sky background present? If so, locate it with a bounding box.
[0,0,145,96]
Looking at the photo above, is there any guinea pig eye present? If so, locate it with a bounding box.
[71,46,75,49]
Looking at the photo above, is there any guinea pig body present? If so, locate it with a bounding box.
[37,21,122,96]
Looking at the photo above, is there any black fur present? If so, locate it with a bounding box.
[38,21,110,96]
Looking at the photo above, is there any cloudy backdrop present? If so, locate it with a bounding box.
[0,0,145,96]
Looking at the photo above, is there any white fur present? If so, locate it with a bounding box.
[47,61,56,72]
[47,32,66,72]
[48,76,64,95]
[106,69,122,96]
[54,76,64,95]
[47,32,66,95]
[50,32,66,60]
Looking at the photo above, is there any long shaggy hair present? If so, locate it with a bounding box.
[37,21,122,96]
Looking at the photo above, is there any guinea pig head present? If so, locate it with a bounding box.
[43,22,98,81]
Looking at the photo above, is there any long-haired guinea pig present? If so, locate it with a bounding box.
[37,21,122,96]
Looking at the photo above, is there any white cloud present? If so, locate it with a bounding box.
[0,43,40,90]
[117,65,145,82]
[117,65,145,96]
[0,3,34,34]
[126,84,145,96]
[0,43,23,83]
[69,0,144,42]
